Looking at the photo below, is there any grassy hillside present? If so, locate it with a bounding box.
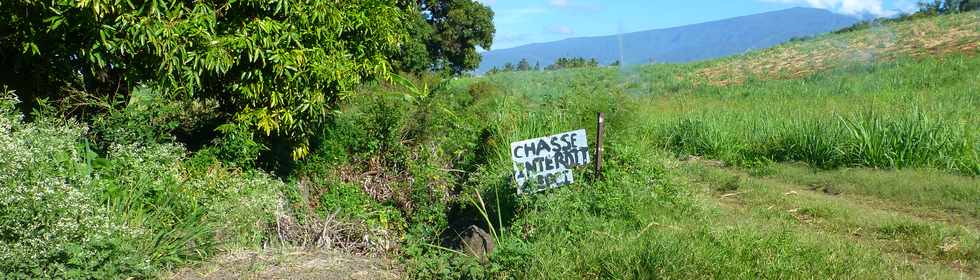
[173,11,979,279]
[390,12,978,279]
[485,54,978,175]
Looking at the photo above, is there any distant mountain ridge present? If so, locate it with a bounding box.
[478,7,860,73]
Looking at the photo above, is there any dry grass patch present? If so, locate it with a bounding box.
[696,12,980,85]
[168,249,400,280]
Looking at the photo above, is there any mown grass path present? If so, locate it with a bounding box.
[682,161,980,278]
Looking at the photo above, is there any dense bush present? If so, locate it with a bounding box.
[0,93,146,278]
[1,0,496,160]
[97,143,281,265]
[89,86,219,147]
[0,92,281,278]
[1,0,410,159]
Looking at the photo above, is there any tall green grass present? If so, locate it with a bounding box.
[480,54,979,175]
[656,107,978,174]
[390,51,980,278]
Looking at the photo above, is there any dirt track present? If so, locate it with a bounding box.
[169,249,399,280]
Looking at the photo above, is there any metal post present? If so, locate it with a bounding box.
[594,112,605,180]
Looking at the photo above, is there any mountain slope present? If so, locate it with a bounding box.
[479,7,859,72]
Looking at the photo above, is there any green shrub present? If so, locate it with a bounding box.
[0,93,149,278]
[0,92,281,278]
[97,142,281,262]
[90,86,187,146]
[467,80,498,105]
[197,123,265,169]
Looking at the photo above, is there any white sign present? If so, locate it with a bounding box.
[510,129,590,194]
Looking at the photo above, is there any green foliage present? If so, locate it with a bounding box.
[395,6,437,74]
[516,58,531,71]
[773,164,980,218]
[0,92,149,278]
[466,80,499,103]
[393,0,495,75]
[481,53,978,175]
[190,123,265,169]
[3,4,977,278]
[283,75,483,255]
[659,108,978,174]
[287,74,525,277]
[545,57,601,70]
[919,0,980,14]
[0,92,281,278]
[418,0,495,74]
[90,86,204,146]
[97,142,281,265]
[388,37,979,277]
[1,0,410,159]
[487,58,537,75]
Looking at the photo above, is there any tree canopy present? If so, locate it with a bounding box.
[399,0,495,75]
[1,0,495,160]
[517,58,531,71]
[545,57,600,70]
[919,0,980,14]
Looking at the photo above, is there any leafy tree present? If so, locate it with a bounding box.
[394,5,437,74]
[0,0,409,159]
[534,62,541,71]
[545,57,600,70]
[950,0,979,11]
[404,0,495,75]
[960,0,980,10]
[517,58,531,71]
[918,0,979,14]
[503,62,515,71]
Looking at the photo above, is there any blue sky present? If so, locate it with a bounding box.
[478,0,921,50]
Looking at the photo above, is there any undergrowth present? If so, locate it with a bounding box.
[0,91,281,278]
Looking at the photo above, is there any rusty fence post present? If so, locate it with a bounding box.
[594,112,605,180]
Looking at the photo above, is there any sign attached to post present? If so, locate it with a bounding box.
[510,129,590,194]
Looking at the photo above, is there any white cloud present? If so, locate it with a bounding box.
[762,0,897,17]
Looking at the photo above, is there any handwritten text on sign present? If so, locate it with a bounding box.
[510,129,590,194]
